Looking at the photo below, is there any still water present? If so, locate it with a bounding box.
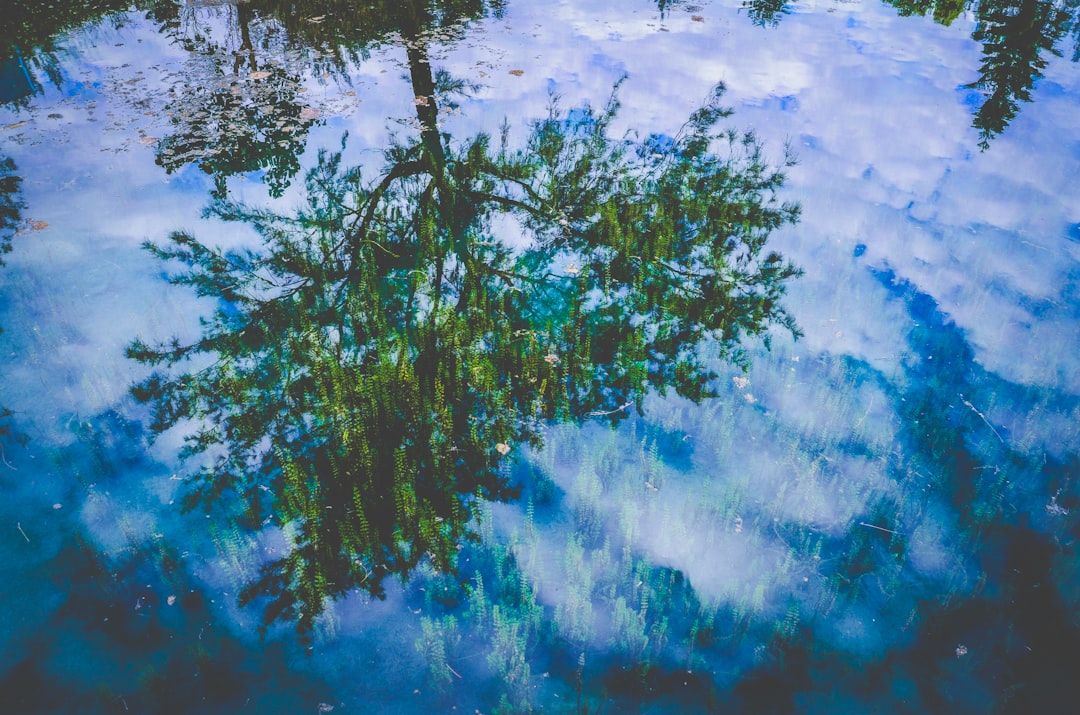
[1,0,1079,712]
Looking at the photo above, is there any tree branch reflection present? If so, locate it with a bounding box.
[128,4,801,640]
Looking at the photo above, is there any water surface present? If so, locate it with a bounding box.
[2,1,1079,713]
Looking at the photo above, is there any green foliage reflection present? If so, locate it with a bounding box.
[0,0,132,104]
[878,0,1080,147]
[130,69,800,636]
[966,0,1077,148]
[0,155,25,447]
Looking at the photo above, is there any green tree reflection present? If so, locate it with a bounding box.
[742,0,792,28]
[880,0,965,26]
[149,2,319,199]
[884,0,1080,147]
[0,0,132,104]
[149,0,506,198]
[0,155,25,448]
[966,0,1077,149]
[129,6,801,639]
[747,0,1080,148]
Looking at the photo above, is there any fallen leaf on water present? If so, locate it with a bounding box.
[27,220,49,231]
[508,69,524,76]
[249,71,272,80]
[692,15,704,22]
[138,136,159,145]
[495,443,511,455]
[307,15,326,23]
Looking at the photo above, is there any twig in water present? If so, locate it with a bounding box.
[959,394,1005,444]
[0,444,15,470]
[16,522,29,543]
[858,522,900,536]
[446,664,463,679]
[588,400,634,417]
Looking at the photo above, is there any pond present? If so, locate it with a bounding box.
[1,0,1079,712]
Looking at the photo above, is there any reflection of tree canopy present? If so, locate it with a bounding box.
[0,155,24,446]
[249,0,505,75]
[880,0,966,25]
[746,0,1080,148]
[885,0,1080,147]
[0,0,133,104]
[151,2,318,198]
[0,157,22,260]
[129,64,801,636]
[966,0,1077,148]
[741,0,792,28]
[151,0,505,198]
[882,0,1079,148]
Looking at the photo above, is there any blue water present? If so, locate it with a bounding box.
[2,1,1079,713]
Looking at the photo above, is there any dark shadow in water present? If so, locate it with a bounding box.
[698,269,1080,714]
[128,0,802,642]
[0,409,344,715]
[0,533,335,715]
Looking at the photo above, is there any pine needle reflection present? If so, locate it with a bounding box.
[128,37,801,639]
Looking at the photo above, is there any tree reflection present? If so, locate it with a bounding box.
[882,0,1080,147]
[966,0,1077,148]
[148,0,505,198]
[148,2,319,199]
[880,0,966,25]
[0,0,132,105]
[742,0,792,28]
[746,0,1080,148]
[129,2,800,639]
[0,155,25,448]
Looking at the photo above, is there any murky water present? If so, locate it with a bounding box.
[2,1,1079,713]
